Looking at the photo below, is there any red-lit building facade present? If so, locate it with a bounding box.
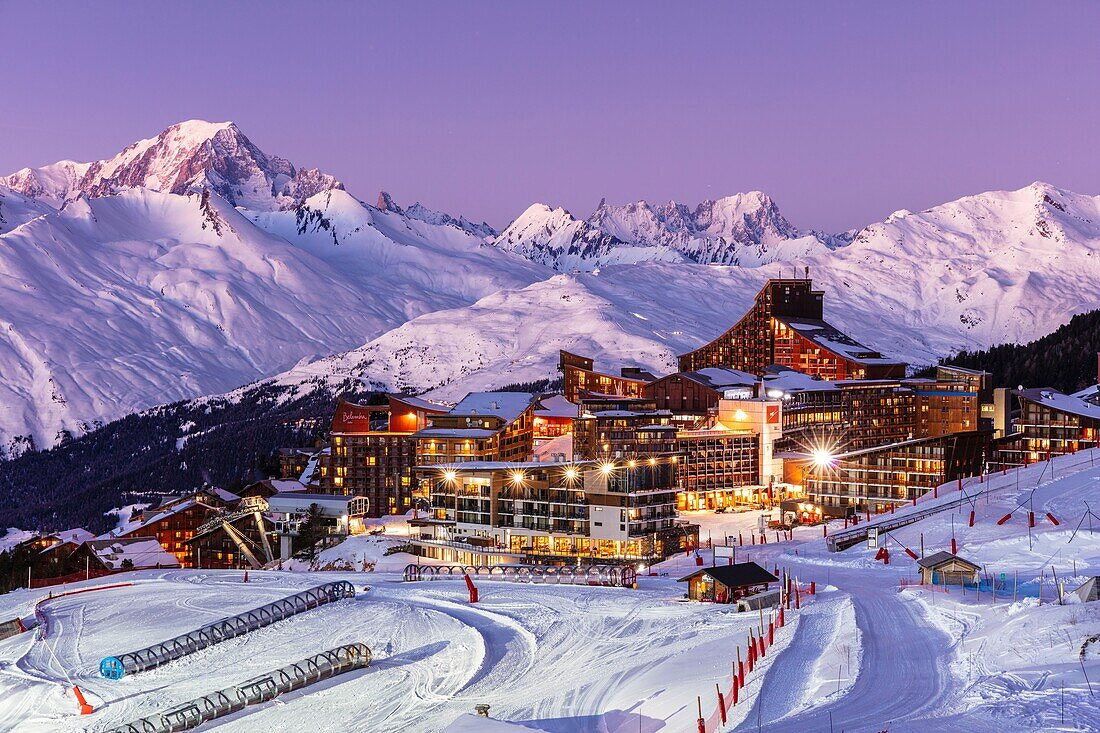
[318,395,449,516]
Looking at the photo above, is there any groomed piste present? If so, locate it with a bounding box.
[99,581,355,679]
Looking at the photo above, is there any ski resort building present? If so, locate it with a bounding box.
[678,562,778,604]
[533,394,578,447]
[110,490,230,568]
[677,278,907,380]
[74,537,181,572]
[560,350,659,403]
[318,395,448,516]
[413,392,539,466]
[410,459,696,564]
[993,387,1100,466]
[916,551,982,586]
[798,431,992,514]
[645,368,758,415]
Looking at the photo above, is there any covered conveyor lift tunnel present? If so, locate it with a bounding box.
[99,581,355,679]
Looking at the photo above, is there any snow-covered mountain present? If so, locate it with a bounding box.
[376,190,498,238]
[3,117,1099,461]
[0,122,548,457]
[492,192,840,271]
[0,120,342,211]
[250,182,1100,406]
[0,185,53,234]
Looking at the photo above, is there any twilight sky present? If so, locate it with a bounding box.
[2,1,1099,232]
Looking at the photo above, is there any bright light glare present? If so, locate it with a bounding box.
[443,469,458,483]
[564,467,578,481]
[811,448,834,468]
[600,462,615,475]
[511,471,526,485]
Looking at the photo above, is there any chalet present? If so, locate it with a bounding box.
[678,562,778,604]
[37,528,95,569]
[75,537,180,571]
[111,490,228,568]
[916,551,981,586]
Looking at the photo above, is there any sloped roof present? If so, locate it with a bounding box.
[780,318,905,367]
[1016,388,1100,422]
[390,393,450,413]
[535,394,578,419]
[678,561,778,587]
[450,392,536,424]
[84,537,180,569]
[915,551,980,570]
[682,368,759,391]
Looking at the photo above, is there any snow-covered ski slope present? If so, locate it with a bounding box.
[0,567,807,733]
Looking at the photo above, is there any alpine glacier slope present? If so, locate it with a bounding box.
[0,188,386,457]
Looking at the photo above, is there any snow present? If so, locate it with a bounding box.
[0,527,37,552]
[1017,387,1100,420]
[1,452,1097,731]
[449,392,535,423]
[5,122,1100,458]
[534,394,578,419]
[84,537,180,570]
[0,566,810,733]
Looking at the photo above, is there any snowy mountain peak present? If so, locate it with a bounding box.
[377,189,401,212]
[495,192,833,271]
[1,120,344,211]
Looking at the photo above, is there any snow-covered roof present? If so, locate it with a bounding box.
[41,528,95,550]
[534,433,573,462]
[780,318,904,366]
[84,537,180,570]
[1016,388,1100,421]
[535,394,578,419]
[1072,384,1100,405]
[682,367,758,390]
[390,393,450,412]
[211,488,240,502]
[760,370,838,395]
[269,479,309,493]
[450,392,536,424]
[110,496,217,537]
[915,551,980,570]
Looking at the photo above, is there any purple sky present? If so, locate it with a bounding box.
[3,1,1099,232]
